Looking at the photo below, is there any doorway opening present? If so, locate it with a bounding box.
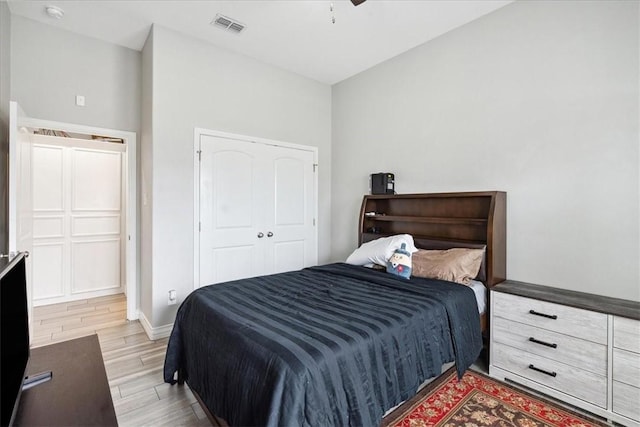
[11,105,137,322]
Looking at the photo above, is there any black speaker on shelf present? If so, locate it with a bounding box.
[370,173,395,195]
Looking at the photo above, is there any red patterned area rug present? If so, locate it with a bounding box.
[383,369,607,427]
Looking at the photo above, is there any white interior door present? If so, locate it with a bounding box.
[197,131,317,288]
[8,102,34,335]
[265,148,316,274]
[8,102,32,258]
[199,135,266,285]
[29,135,125,305]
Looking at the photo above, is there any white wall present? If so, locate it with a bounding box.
[0,1,11,253]
[10,16,141,133]
[144,25,332,327]
[332,0,639,301]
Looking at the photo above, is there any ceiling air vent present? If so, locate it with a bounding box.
[212,14,245,33]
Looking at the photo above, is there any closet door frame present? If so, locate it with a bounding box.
[193,128,319,289]
[17,114,138,320]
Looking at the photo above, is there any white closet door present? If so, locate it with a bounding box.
[31,144,65,301]
[198,133,317,287]
[199,135,266,285]
[264,148,316,274]
[70,148,122,296]
[30,137,124,305]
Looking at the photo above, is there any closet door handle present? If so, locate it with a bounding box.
[529,310,557,320]
[267,232,273,238]
[257,232,264,238]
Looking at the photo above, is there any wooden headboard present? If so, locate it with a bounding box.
[358,191,506,288]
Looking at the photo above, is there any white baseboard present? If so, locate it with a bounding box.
[138,311,174,341]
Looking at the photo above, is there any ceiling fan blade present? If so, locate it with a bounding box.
[350,0,367,5]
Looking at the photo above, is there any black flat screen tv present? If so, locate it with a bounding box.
[1,253,29,427]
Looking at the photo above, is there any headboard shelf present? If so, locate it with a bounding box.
[361,232,486,245]
[367,215,488,225]
[358,191,506,288]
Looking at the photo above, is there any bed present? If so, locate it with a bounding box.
[164,191,506,426]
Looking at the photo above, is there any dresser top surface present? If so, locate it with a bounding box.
[493,280,640,321]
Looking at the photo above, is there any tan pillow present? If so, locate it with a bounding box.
[412,248,484,285]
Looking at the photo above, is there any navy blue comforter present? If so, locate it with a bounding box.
[164,263,481,427]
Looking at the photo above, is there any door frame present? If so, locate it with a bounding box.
[16,112,138,320]
[193,128,318,289]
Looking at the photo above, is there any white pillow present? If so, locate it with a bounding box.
[346,234,418,267]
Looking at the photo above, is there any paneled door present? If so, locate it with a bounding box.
[29,135,125,305]
[199,136,266,285]
[7,102,34,336]
[197,133,317,287]
[264,148,316,274]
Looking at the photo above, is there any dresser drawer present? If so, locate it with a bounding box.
[613,380,640,422]
[613,347,640,388]
[493,292,607,344]
[614,316,640,353]
[492,342,607,408]
[492,316,607,376]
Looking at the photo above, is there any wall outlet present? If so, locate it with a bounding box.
[168,289,177,305]
[75,95,85,107]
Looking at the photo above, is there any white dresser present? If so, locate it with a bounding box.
[612,316,640,422]
[489,281,640,427]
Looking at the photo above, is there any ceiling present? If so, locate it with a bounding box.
[7,0,513,85]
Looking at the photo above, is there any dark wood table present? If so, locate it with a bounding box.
[15,334,117,426]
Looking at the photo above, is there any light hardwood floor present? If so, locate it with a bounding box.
[32,293,212,426]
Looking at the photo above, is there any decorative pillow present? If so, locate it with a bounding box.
[386,243,412,279]
[411,248,484,285]
[345,234,418,267]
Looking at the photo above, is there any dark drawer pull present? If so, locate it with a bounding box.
[528,337,557,348]
[528,364,557,377]
[529,309,557,320]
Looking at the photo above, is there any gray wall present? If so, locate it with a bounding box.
[10,16,141,132]
[144,25,332,327]
[0,2,11,254]
[332,0,639,301]
[140,29,153,321]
